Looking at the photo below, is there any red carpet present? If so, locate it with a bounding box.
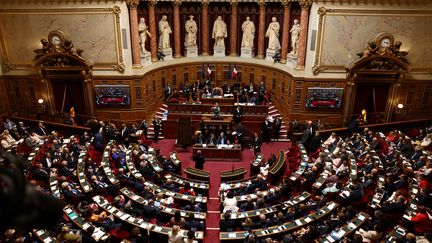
[153,139,291,243]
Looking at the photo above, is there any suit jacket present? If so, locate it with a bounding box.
[216,136,228,145]
[34,127,47,137]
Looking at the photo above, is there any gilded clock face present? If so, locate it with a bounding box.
[380,38,391,48]
[51,35,61,45]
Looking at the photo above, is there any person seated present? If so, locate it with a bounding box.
[216,132,228,145]
[212,87,224,97]
[185,213,203,231]
[220,212,236,232]
[206,133,216,145]
[179,185,196,196]
[223,192,238,213]
[356,224,384,243]
[57,226,80,242]
[162,178,179,192]
[411,206,432,235]
[169,211,186,228]
[378,195,406,215]
[211,102,221,118]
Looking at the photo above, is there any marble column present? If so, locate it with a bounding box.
[148,0,158,62]
[296,0,312,69]
[229,0,238,56]
[280,1,291,64]
[257,0,266,59]
[127,0,141,67]
[173,0,182,58]
[201,0,209,56]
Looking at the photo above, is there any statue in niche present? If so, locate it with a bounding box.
[212,16,227,47]
[289,19,300,56]
[158,15,172,50]
[241,16,255,48]
[184,15,198,47]
[265,17,281,51]
[139,17,151,53]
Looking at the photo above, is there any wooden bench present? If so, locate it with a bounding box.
[184,167,210,182]
[268,150,285,183]
[220,167,247,182]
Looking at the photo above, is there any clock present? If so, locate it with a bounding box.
[51,35,61,45]
[380,38,391,48]
[376,33,394,49]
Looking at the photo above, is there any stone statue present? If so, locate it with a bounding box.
[265,17,281,51]
[158,15,172,50]
[289,19,300,56]
[139,17,151,53]
[241,16,255,48]
[184,15,197,47]
[212,16,227,47]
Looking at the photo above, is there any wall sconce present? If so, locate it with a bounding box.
[397,103,403,109]
[38,98,44,104]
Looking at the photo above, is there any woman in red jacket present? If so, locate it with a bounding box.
[411,206,432,234]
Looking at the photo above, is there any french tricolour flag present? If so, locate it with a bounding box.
[233,65,238,79]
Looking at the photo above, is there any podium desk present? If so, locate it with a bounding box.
[201,115,232,125]
[193,144,241,161]
[201,95,234,105]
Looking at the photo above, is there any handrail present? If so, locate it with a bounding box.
[293,117,432,137]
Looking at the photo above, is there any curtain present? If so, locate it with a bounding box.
[50,79,85,116]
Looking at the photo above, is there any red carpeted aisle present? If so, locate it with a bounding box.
[153,139,291,242]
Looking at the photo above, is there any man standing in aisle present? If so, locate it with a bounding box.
[152,116,161,142]
[193,150,205,170]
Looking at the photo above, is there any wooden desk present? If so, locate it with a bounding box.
[33,229,57,243]
[320,212,369,243]
[221,168,247,181]
[201,115,232,125]
[200,96,234,105]
[64,206,110,242]
[220,201,338,241]
[93,195,204,241]
[193,144,242,161]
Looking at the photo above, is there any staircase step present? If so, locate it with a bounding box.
[268,105,275,110]
[162,104,168,108]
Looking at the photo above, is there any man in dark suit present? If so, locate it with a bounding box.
[212,103,221,118]
[232,105,243,124]
[216,132,227,145]
[301,121,315,152]
[253,132,261,155]
[193,150,205,170]
[235,122,245,146]
[3,119,16,131]
[152,116,161,142]
[94,128,104,152]
[34,122,48,137]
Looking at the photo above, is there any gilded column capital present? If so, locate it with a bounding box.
[257,0,266,7]
[202,0,209,7]
[281,0,292,8]
[173,0,182,7]
[230,0,238,6]
[126,0,140,9]
[148,0,157,7]
[299,0,312,9]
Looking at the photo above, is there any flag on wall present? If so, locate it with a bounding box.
[233,65,238,79]
[228,64,232,80]
[207,65,212,76]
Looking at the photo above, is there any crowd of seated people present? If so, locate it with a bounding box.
[217,124,432,243]
[1,117,206,243]
[163,80,270,105]
[1,115,432,243]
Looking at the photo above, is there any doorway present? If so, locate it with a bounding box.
[353,83,391,124]
[50,79,86,123]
